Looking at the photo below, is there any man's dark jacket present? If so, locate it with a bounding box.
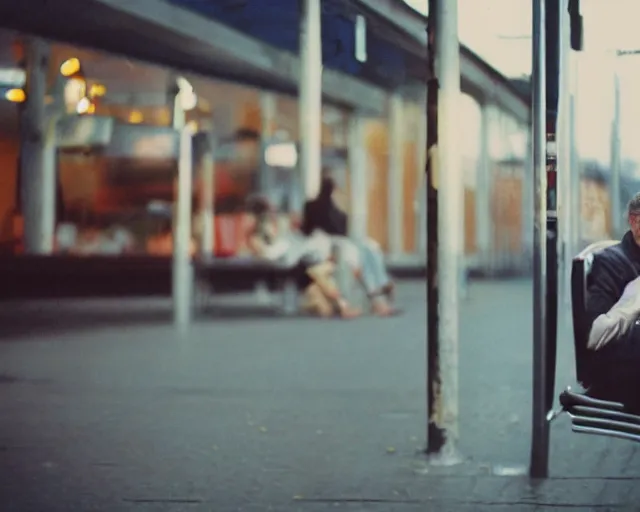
[586,231,640,328]
[585,231,640,402]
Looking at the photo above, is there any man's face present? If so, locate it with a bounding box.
[628,212,640,240]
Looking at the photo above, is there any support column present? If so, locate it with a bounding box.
[425,0,463,463]
[299,0,322,200]
[610,74,622,239]
[256,91,278,303]
[199,123,215,258]
[259,90,277,205]
[416,97,427,257]
[20,38,56,254]
[348,113,367,240]
[260,91,277,139]
[475,102,492,273]
[388,93,404,257]
[568,93,579,257]
[522,126,535,269]
[172,86,194,329]
[529,0,550,480]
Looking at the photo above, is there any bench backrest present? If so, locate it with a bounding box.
[571,240,618,385]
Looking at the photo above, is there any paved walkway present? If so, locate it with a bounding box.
[1,280,639,511]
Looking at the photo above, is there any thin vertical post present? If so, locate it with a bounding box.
[558,1,573,306]
[425,0,441,455]
[260,90,277,187]
[476,103,492,273]
[388,93,404,256]
[200,128,215,257]
[568,93,579,255]
[348,114,367,241]
[299,0,322,200]
[20,38,56,254]
[425,0,462,464]
[416,97,427,257]
[172,87,194,329]
[529,0,550,479]
[610,73,621,238]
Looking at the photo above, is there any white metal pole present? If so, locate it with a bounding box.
[476,103,492,273]
[610,73,621,239]
[172,90,193,328]
[416,97,427,258]
[432,0,462,463]
[260,91,277,139]
[569,52,581,253]
[558,0,572,306]
[568,93,579,254]
[200,130,215,257]
[388,93,404,256]
[40,114,58,254]
[20,38,56,254]
[299,0,322,200]
[348,114,367,241]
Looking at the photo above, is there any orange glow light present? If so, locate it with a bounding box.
[5,88,26,103]
[89,83,106,97]
[129,110,143,124]
[60,57,81,77]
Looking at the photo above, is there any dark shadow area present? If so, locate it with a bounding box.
[0,301,305,342]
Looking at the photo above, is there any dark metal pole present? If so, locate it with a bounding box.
[530,0,561,479]
[425,0,443,454]
[529,0,550,479]
[545,0,560,432]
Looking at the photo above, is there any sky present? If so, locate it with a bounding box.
[403,0,640,166]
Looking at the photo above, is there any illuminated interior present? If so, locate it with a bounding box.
[0,27,533,259]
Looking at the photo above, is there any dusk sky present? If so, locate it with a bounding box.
[401,0,640,166]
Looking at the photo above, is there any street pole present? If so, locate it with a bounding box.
[610,73,621,239]
[529,0,550,479]
[558,1,572,308]
[20,38,57,254]
[200,126,215,258]
[425,0,462,464]
[348,114,367,241]
[299,0,322,200]
[172,84,194,329]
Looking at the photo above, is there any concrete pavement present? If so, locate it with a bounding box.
[1,280,639,511]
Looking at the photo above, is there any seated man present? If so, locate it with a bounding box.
[585,194,640,407]
[301,176,398,317]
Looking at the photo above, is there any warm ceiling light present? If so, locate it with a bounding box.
[4,88,26,103]
[87,103,96,114]
[60,57,81,77]
[89,83,106,97]
[76,96,92,114]
[129,110,143,124]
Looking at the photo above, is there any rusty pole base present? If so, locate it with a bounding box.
[424,444,463,467]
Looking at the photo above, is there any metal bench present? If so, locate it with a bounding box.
[551,240,640,442]
[0,255,304,315]
[195,256,305,314]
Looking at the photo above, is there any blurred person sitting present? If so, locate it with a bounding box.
[246,196,360,319]
[301,176,398,317]
[584,193,640,409]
